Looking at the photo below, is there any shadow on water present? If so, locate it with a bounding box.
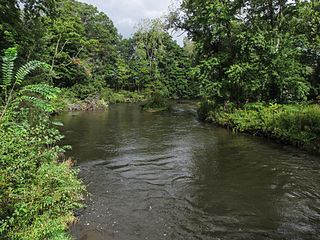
[55,103,320,240]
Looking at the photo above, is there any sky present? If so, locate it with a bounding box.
[78,0,185,45]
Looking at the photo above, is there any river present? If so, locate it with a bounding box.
[56,103,320,240]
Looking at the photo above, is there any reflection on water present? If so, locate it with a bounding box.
[56,103,320,240]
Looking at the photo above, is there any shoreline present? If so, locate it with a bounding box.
[198,101,320,155]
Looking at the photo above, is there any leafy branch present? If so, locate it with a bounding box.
[0,48,60,121]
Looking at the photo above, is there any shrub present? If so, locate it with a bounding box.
[103,90,145,104]
[142,92,170,112]
[0,48,85,240]
[0,119,84,240]
[274,104,320,148]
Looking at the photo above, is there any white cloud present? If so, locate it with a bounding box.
[78,0,169,37]
[77,0,185,45]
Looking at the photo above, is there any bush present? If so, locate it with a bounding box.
[142,92,170,112]
[274,104,320,147]
[51,89,78,113]
[0,115,85,240]
[0,47,85,240]
[103,90,145,104]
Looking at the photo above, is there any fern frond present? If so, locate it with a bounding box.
[15,61,50,86]
[2,48,17,87]
[20,84,61,100]
[17,95,55,113]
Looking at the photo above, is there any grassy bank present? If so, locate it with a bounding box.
[52,87,145,113]
[199,101,320,153]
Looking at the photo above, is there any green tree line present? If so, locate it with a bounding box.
[0,0,195,102]
[2,0,319,104]
[170,0,319,104]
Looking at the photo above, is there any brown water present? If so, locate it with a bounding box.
[56,103,320,240]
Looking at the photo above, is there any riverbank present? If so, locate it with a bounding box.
[198,101,320,154]
[52,88,145,113]
[51,88,181,114]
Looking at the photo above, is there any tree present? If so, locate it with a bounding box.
[133,19,166,91]
[173,0,314,104]
[0,0,57,59]
[41,0,121,89]
[127,18,194,98]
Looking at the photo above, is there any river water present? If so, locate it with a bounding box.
[56,103,320,240]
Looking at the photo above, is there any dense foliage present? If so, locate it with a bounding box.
[2,0,318,105]
[0,0,195,104]
[0,48,84,240]
[171,0,319,105]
